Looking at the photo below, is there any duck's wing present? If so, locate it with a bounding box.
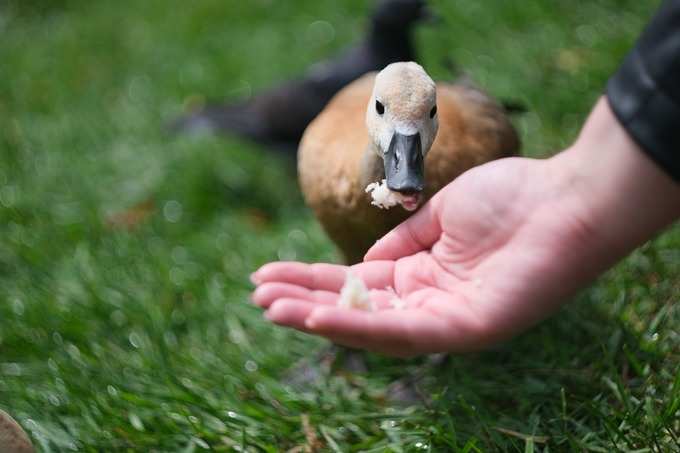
[298,73,376,209]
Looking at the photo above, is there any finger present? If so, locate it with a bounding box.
[304,306,455,356]
[265,303,421,356]
[264,298,317,331]
[364,198,442,262]
[263,298,396,332]
[252,261,395,292]
[252,262,345,290]
[251,282,337,308]
[368,289,405,310]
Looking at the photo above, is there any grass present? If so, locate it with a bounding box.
[0,0,678,451]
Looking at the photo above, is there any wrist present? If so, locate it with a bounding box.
[547,97,679,270]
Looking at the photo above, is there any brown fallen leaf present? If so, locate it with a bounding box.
[105,199,156,230]
[0,409,34,453]
[555,48,587,74]
[301,414,323,453]
[244,208,272,230]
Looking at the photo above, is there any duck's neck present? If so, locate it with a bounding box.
[368,21,415,62]
[360,142,385,188]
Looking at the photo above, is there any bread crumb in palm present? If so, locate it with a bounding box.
[385,285,406,309]
[365,179,400,209]
[338,272,375,311]
[389,297,406,309]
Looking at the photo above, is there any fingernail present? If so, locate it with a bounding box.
[304,317,318,329]
[305,310,322,329]
[249,273,261,285]
[264,303,284,323]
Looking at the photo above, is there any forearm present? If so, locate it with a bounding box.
[557,0,680,262]
[549,97,680,275]
[606,0,680,181]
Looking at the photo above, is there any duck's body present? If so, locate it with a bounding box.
[299,68,520,263]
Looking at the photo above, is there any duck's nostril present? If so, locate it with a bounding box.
[386,175,424,194]
[393,187,421,196]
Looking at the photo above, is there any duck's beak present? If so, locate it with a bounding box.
[384,131,424,194]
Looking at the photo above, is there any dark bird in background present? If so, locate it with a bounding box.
[171,0,434,152]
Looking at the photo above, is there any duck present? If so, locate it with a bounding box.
[298,62,520,263]
[171,0,435,152]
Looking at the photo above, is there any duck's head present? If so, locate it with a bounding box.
[366,61,438,210]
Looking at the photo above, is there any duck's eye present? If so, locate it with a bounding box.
[430,105,437,118]
[375,100,385,115]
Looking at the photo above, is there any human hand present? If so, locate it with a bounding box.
[251,99,680,357]
[251,155,593,356]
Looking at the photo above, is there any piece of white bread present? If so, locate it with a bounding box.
[365,179,400,209]
[385,285,406,309]
[337,272,375,311]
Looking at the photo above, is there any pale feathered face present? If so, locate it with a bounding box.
[365,62,438,201]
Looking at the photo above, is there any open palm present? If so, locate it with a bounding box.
[252,156,599,356]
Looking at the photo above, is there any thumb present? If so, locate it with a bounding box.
[364,194,442,261]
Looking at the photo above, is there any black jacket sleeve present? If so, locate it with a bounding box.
[606,0,680,182]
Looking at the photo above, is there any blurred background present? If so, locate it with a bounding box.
[0,0,678,451]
